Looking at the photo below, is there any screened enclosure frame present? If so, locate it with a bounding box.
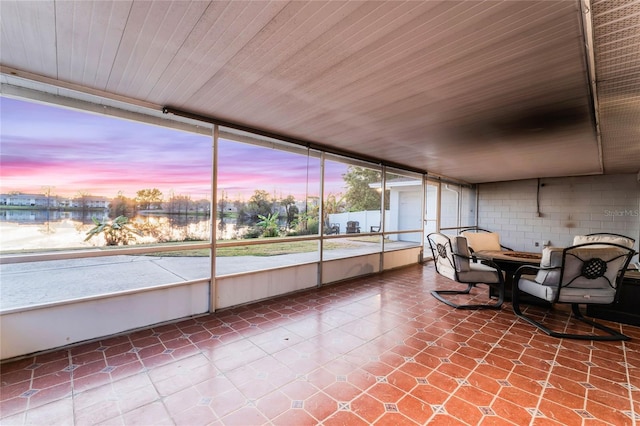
[1,78,475,315]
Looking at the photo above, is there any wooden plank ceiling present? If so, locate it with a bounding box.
[1,0,639,183]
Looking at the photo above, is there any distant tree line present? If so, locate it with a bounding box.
[45,166,389,240]
[219,166,388,238]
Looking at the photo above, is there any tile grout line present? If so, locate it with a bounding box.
[129,332,167,426]
[419,306,519,425]
[480,308,526,426]
[200,309,367,425]
[621,340,637,426]
[531,334,563,426]
[20,353,41,425]
[584,346,594,422]
[292,294,442,425]
[314,296,429,425]
[375,307,445,425]
[67,349,77,426]
[132,295,388,424]
[476,307,532,426]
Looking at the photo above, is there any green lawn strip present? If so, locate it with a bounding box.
[1,238,381,257]
[150,240,359,257]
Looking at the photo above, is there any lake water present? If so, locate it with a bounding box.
[0,210,218,251]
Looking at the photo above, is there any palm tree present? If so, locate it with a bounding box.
[85,216,142,246]
[257,212,280,237]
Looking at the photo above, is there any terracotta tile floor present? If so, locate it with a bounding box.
[2,263,639,425]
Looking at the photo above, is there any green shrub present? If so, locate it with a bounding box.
[257,212,280,237]
[243,226,263,239]
[307,218,319,235]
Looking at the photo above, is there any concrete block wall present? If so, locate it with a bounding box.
[478,174,639,260]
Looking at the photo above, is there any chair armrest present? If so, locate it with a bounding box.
[500,244,514,251]
[511,265,560,301]
[453,253,474,261]
[467,247,479,262]
[454,253,503,272]
[512,264,559,283]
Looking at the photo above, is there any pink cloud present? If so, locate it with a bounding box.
[1,97,348,202]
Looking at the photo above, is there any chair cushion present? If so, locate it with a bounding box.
[573,235,634,249]
[561,247,629,289]
[461,232,502,252]
[558,288,616,304]
[519,276,558,301]
[457,262,501,284]
[518,276,616,304]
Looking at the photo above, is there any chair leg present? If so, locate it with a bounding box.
[431,283,503,310]
[512,279,562,336]
[512,290,630,341]
[568,304,630,341]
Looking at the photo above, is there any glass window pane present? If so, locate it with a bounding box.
[323,156,382,259]
[460,186,477,228]
[0,97,212,253]
[216,136,321,242]
[324,159,382,235]
[322,234,381,259]
[384,169,422,233]
[383,232,422,251]
[323,158,383,258]
[215,130,321,275]
[424,180,438,236]
[323,159,348,236]
[215,240,319,276]
[440,184,460,231]
[0,249,211,310]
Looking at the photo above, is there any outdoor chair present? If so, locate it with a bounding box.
[346,221,361,233]
[427,232,506,309]
[512,242,635,340]
[325,223,340,235]
[460,227,513,256]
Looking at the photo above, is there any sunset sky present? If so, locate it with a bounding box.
[0,97,347,201]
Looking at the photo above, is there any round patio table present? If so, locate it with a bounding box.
[474,250,543,302]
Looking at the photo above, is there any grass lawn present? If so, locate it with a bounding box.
[151,239,371,257]
[1,236,383,257]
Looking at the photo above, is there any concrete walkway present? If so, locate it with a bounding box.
[0,242,419,310]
